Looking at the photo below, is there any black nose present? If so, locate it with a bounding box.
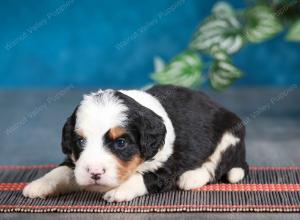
[90,173,101,181]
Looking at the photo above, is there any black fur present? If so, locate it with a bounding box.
[103,130,140,162]
[114,91,166,161]
[60,91,167,165]
[60,106,82,168]
[142,85,248,193]
[59,85,248,194]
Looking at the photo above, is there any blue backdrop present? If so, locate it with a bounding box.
[0,0,299,88]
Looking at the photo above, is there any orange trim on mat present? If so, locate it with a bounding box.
[0,183,27,190]
[0,164,57,170]
[1,183,300,192]
[193,183,300,191]
[0,204,300,210]
[249,166,300,171]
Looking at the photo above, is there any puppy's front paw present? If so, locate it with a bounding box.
[103,173,147,202]
[103,186,138,202]
[177,167,211,190]
[23,178,57,199]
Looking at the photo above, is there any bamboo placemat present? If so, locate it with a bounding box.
[0,165,299,213]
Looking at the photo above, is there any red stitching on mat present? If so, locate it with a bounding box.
[249,166,300,171]
[0,204,299,210]
[194,183,300,191]
[0,164,57,170]
[1,164,300,171]
[0,183,27,190]
[1,183,300,192]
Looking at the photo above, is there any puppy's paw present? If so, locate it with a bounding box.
[103,173,147,202]
[23,178,57,199]
[177,167,211,190]
[227,167,245,183]
[103,186,138,202]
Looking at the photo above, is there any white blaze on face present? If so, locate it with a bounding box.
[73,90,128,188]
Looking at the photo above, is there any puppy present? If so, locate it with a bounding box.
[23,85,248,202]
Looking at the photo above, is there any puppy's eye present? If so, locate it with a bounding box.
[76,138,86,147]
[114,138,126,149]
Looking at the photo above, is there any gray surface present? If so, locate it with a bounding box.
[0,88,299,219]
[0,87,299,166]
[1,213,300,220]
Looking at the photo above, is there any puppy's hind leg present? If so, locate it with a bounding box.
[178,132,241,190]
[226,161,248,183]
[23,165,80,199]
[226,140,248,183]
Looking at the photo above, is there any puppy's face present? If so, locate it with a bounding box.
[61,90,166,189]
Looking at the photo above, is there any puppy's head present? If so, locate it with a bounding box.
[61,90,166,189]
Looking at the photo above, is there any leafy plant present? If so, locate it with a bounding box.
[286,19,300,41]
[151,51,203,88]
[151,0,300,91]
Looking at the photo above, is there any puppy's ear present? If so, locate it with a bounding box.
[137,110,166,160]
[61,107,77,155]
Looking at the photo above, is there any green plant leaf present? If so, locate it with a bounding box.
[151,51,203,88]
[286,19,300,41]
[209,57,243,91]
[189,2,243,54]
[212,1,235,19]
[154,56,166,72]
[244,6,282,43]
[209,45,231,61]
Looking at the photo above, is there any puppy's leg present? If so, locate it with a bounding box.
[103,172,147,202]
[226,141,248,183]
[178,132,241,190]
[23,165,80,199]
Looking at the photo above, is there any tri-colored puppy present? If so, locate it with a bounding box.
[23,85,248,202]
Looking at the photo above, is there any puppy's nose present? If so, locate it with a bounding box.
[90,173,101,181]
[87,167,106,181]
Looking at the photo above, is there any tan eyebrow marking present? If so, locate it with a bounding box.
[109,127,126,140]
[75,129,86,138]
